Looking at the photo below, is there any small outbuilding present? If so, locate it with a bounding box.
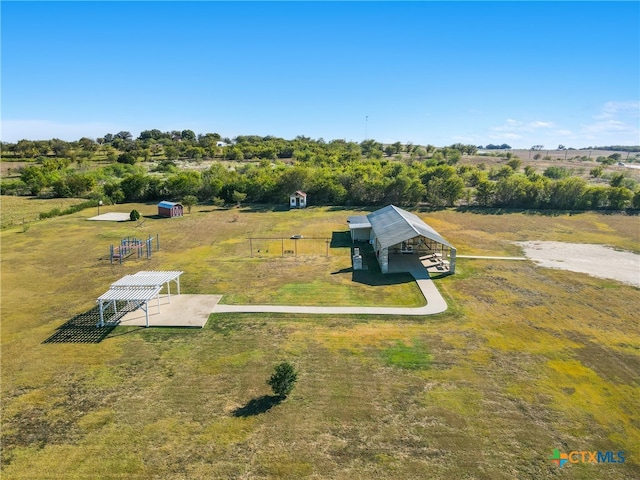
[290,191,307,209]
[158,201,183,218]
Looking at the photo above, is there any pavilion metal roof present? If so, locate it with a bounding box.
[347,215,371,230]
[366,205,454,250]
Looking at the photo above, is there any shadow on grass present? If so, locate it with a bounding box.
[232,395,284,417]
[451,206,603,216]
[352,270,414,286]
[349,243,414,286]
[330,231,352,248]
[326,205,378,213]
[238,204,290,213]
[331,267,353,275]
[42,302,134,344]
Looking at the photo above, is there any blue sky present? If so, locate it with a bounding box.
[2,1,639,148]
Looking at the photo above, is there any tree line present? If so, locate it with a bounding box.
[2,133,639,211]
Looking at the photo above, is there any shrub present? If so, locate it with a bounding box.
[543,166,571,179]
[130,209,141,221]
[267,361,298,398]
[117,153,136,165]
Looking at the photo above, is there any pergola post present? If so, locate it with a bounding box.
[449,248,457,274]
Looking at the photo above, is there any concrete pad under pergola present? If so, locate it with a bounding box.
[118,294,222,328]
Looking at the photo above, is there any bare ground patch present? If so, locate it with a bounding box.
[517,241,640,287]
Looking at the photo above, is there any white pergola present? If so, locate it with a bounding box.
[97,286,162,328]
[97,271,184,328]
[110,270,183,301]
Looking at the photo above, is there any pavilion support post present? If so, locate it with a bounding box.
[449,248,457,275]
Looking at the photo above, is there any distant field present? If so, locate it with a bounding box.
[509,148,640,162]
[461,149,640,184]
[0,195,88,228]
[1,204,638,479]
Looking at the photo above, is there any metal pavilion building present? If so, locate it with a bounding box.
[347,205,456,274]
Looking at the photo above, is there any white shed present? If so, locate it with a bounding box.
[290,191,307,209]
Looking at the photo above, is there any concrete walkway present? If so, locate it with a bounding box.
[213,268,448,316]
[457,255,527,260]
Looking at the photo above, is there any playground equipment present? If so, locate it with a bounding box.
[109,234,160,264]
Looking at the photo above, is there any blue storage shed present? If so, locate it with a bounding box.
[158,201,184,218]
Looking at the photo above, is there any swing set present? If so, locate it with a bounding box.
[109,234,160,264]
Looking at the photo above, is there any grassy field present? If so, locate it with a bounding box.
[0,196,88,229]
[1,199,639,479]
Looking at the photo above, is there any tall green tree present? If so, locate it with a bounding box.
[120,173,150,201]
[20,166,48,195]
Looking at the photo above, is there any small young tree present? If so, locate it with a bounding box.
[182,195,198,213]
[267,361,298,398]
[130,209,140,221]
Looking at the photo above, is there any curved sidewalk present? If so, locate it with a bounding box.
[212,270,447,316]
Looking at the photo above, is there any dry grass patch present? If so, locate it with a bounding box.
[2,205,639,479]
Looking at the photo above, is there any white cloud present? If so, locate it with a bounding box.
[481,102,639,148]
[595,101,640,120]
[583,119,635,134]
[529,121,554,129]
[451,134,482,143]
[489,133,522,140]
[502,133,523,140]
[556,129,573,136]
[580,101,640,144]
[492,119,555,133]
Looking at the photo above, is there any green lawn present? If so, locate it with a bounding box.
[0,195,88,229]
[1,200,639,479]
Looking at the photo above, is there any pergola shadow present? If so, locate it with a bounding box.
[42,303,131,344]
